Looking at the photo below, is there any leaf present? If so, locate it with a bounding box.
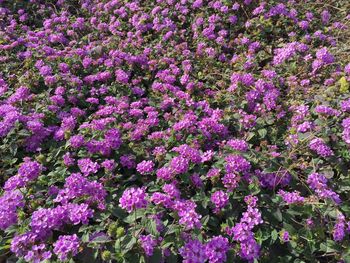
[258,129,267,138]
[166,252,178,263]
[271,229,278,243]
[111,207,128,220]
[90,235,110,244]
[202,215,210,226]
[320,240,339,253]
[122,235,137,252]
[123,210,146,223]
[339,76,349,93]
[147,219,158,236]
[149,248,162,263]
[273,208,283,222]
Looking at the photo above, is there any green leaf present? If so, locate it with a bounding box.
[122,235,137,252]
[149,248,162,263]
[320,240,339,253]
[273,208,283,222]
[258,129,267,138]
[147,219,159,236]
[271,229,278,243]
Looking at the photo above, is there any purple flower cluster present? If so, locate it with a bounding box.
[179,236,230,263]
[77,158,100,176]
[0,190,24,230]
[333,214,346,242]
[119,187,148,212]
[170,156,190,175]
[307,173,341,204]
[173,200,202,230]
[278,190,305,204]
[53,234,80,261]
[139,234,158,256]
[225,154,251,174]
[226,139,249,151]
[205,236,230,263]
[226,196,262,261]
[30,203,93,237]
[5,158,42,191]
[273,42,308,65]
[0,0,349,261]
[256,170,291,189]
[11,233,52,263]
[211,190,229,213]
[136,160,155,175]
[222,173,240,191]
[54,173,107,209]
[309,138,334,157]
[342,117,350,144]
[179,239,207,263]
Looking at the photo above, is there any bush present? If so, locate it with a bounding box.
[0,0,350,262]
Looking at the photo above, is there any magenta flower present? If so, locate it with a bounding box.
[119,187,148,213]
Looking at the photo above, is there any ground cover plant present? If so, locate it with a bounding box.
[0,0,350,262]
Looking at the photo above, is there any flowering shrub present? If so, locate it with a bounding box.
[0,0,350,262]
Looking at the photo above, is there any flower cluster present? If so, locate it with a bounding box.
[119,187,148,213]
[309,138,334,157]
[139,234,158,257]
[0,190,24,230]
[211,190,229,213]
[226,196,263,261]
[277,190,305,205]
[53,234,80,261]
[0,0,350,262]
[307,173,341,204]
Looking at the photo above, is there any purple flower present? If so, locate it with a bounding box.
[77,158,100,176]
[173,200,202,230]
[222,173,240,191]
[226,139,248,151]
[0,190,24,230]
[18,158,42,181]
[139,234,158,257]
[115,69,129,84]
[281,231,290,242]
[309,138,334,157]
[307,173,341,204]
[298,20,309,30]
[316,47,334,64]
[67,203,94,225]
[179,239,207,263]
[321,10,331,24]
[101,159,115,171]
[211,191,229,213]
[120,154,136,169]
[256,170,291,189]
[55,173,107,209]
[137,160,155,175]
[277,190,304,204]
[333,214,346,242]
[205,236,229,263]
[104,128,122,149]
[156,167,174,180]
[119,187,148,213]
[4,159,42,190]
[69,135,85,148]
[170,156,189,174]
[225,155,251,174]
[53,234,80,261]
[314,105,339,116]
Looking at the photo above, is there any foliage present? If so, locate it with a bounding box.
[0,0,350,262]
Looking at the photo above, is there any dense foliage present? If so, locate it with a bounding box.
[0,0,350,262]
